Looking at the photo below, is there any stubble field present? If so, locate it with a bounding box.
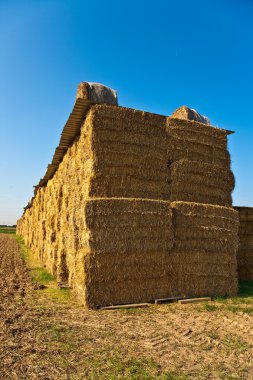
[0,233,253,380]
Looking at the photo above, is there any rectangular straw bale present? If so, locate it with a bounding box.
[167,117,229,143]
[170,160,234,189]
[170,186,232,207]
[73,198,174,308]
[166,117,231,166]
[88,105,171,200]
[169,159,234,206]
[234,206,253,280]
[170,201,239,297]
[167,138,231,165]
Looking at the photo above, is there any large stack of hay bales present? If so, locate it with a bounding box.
[234,207,253,280]
[17,87,172,306]
[17,85,239,307]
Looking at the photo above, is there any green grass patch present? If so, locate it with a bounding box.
[202,303,219,312]
[14,234,71,304]
[30,267,55,283]
[226,305,253,314]
[222,335,251,353]
[14,235,55,285]
[38,287,70,303]
[213,295,228,303]
[81,355,189,380]
[0,227,16,234]
[211,281,253,313]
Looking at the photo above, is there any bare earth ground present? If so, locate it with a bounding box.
[1,234,253,380]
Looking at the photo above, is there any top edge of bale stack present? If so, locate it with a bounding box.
[169,105,234,135]
[22,83,234,214]
[23,82,118,215]
[33,82,118,188]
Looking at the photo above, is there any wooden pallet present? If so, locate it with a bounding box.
[99,303,150,310]
[57,282,70,289]
[155,297,185,304]
[178,297,211,304]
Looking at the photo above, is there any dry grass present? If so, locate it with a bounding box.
[1,234,253,380]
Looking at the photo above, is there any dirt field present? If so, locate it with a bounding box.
[1,234,253,379]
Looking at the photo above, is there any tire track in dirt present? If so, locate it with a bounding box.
[102,306,253,379]
[0,235,64,379]
[1,234,253,379]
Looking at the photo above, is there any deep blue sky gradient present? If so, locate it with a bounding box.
[0,0,253,224]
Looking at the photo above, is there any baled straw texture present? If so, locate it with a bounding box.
[89,105,170,200]
[79,198,174,308]
[234,207,253,280]
[17,109,96,281]
[169,159,234,206]
[16,99,239,307]
[166,117,231,166]
[170,201,239,297]
[17,103,170,276]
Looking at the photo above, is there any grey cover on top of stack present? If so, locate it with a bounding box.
[76,82,118,105]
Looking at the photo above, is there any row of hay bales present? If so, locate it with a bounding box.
[17,197,239,307]
[17,98,240,307]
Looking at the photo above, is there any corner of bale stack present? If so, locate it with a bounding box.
[74,198,174,308]
[234,206,253,280]
[170,201,239,297]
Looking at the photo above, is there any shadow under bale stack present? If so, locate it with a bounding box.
[234,207,253,280]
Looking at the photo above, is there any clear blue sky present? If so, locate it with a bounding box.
[0,0,252,225]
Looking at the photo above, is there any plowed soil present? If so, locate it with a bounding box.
[0,234,253,379]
